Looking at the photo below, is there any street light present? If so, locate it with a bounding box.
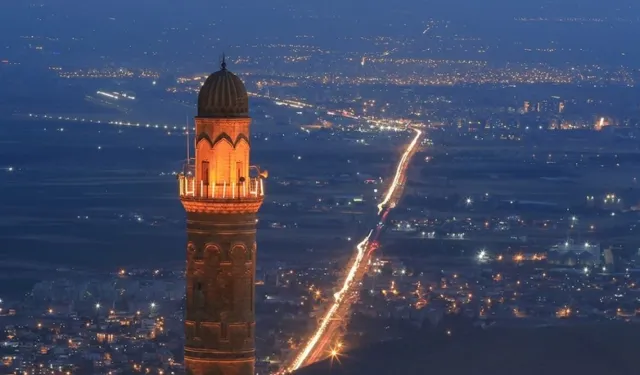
[477,249,488,262]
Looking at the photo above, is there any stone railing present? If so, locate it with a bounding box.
[179,175,264,200]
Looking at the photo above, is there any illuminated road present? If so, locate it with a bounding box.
[248,91,408,130]
[286,127,422,373]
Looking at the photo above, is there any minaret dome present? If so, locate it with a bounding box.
[197,57,249,118]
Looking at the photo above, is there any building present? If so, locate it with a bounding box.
[547,239,601,266]
[603,247,615,266]
[178,57,267,375]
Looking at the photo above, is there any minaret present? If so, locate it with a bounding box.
[179,57,265,375]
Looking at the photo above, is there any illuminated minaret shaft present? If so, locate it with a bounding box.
[179,58,265,375]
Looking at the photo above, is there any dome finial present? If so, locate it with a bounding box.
[221,53,227,71]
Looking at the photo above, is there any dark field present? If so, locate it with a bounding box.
[0,118,403,297]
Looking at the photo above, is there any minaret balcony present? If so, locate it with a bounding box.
[178,174,265,201]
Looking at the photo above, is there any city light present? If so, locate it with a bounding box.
[7,20,640,375]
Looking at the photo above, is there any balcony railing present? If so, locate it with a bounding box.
[178,174,264,200]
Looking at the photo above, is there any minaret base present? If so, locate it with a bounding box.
[183,208,260,375]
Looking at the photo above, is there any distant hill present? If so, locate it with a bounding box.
[295,323,640,375]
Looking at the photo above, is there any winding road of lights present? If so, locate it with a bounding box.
[377,128,422,214]
[288,127,422,373]
[287,231,372,372]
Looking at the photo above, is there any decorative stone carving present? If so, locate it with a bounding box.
[181,198,263,214]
